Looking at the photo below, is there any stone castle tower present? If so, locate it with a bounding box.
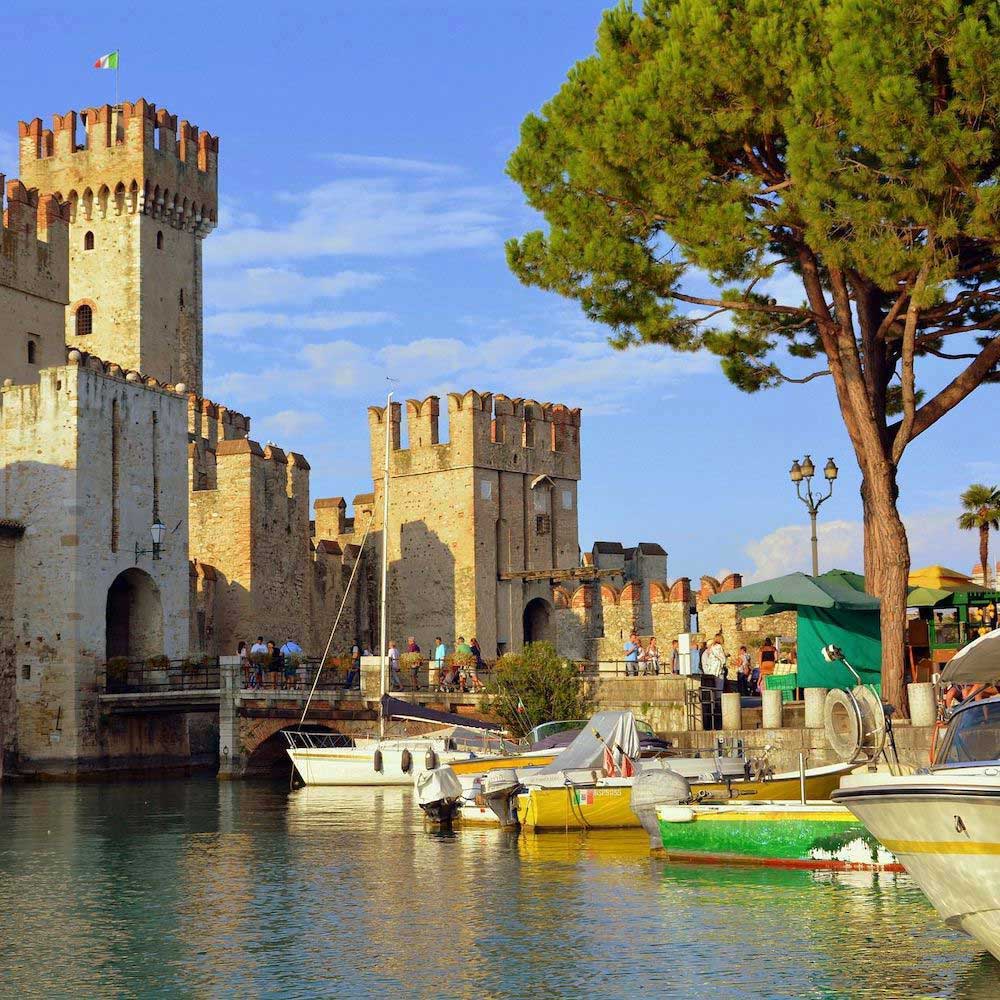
[17,101,218,394]
[320,391,583,657]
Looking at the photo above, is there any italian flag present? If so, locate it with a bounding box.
[94,51,119,70]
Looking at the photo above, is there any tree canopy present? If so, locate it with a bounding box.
[481,642,592,736]
[506,0,1000,706]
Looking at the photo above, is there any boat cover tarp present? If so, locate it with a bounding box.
[529,710,640,778]
[415,765,464,806]
[380,694,502,732]
[797,606,882,689]
[940,627,1000,684]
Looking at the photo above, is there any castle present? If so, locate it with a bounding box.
[0,98,786,777]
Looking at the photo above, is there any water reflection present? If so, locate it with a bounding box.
[0,781,991,997]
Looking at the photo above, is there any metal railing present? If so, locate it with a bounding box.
[101,658,220,694]
[238,659,495,694]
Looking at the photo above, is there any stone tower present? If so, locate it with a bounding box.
[354,390,582,657]
[17,100,218,394]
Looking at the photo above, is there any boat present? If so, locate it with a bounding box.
[415,764,465,824]
[832,637,1000,959]
[517,710,858,830]
[654,800,903,872]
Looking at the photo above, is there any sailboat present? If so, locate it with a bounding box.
[284,387,499,787]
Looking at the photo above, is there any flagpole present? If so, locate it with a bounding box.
[115,51,119,106]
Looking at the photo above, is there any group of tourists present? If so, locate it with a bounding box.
[623,631,792,695]
[339,635,487,693]
[238,636,304,689]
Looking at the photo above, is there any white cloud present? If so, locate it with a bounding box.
[205,267,383,310]
[320,153,462,176]
[205,309,394,337]
[258,410,325,438]
[209,177,504,265]
[743,508,977,582]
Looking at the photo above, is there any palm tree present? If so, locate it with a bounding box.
[958,484,1000,586]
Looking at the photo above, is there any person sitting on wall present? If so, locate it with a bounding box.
[280,638,303,690]
[624,632,641,676]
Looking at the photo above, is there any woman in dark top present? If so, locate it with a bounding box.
[758,637,777,694]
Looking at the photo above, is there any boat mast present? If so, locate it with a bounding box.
[378,386,393,740]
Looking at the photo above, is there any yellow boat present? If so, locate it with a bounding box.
[517,762,859,831]
[448,751,557,777]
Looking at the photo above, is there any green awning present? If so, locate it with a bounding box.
[708,569,879,613]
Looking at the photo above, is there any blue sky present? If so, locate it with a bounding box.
[1,1,996,583]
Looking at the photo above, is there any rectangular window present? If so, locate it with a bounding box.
[480,480,492,500]
[562,490,573,510]
[536,514,551,536]
[21,664,31,680]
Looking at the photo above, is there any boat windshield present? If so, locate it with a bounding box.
[526,718,656,745]
[935,700,1000,766]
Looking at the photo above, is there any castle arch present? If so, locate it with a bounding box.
[523,597,553,646]
[105,568,163,662]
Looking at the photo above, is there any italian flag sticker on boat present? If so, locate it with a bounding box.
[94,51,119,69]
[574,789,595,806]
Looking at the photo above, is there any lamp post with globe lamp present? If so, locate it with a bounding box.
[789,455,838,577]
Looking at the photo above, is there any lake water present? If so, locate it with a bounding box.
[0,779,994,998]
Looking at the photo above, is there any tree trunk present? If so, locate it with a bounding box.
[979,523,989,587]
[860,465,910,712]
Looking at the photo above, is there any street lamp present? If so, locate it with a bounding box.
[789,454,838,576]
[135,519,167,562]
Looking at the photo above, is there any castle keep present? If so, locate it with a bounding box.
[0,96,781,778]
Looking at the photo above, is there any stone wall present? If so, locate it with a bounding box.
[0,361,189,772]
[0,182,69,386]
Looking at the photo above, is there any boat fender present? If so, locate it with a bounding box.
[373,749,383,773]
[401,749,412,774]
[659,805,695,824]
[425,749,438,771]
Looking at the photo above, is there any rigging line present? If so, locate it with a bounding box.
[298,515,374,727]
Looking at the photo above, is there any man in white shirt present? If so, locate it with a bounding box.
[703,634,727,692]
[249,636,268,687]
[387,640,401,690]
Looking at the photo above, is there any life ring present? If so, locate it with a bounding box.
[425,749,438,771]
[373,749,383,773]
[401,749,412,773]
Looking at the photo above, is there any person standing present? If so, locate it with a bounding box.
[624,631,640,677]
[406,636,421,690]
[266,640,283,689]
[250,635,268,688]
[705,634,727,692]
[387,640,402,690]
[670,639,680,675]
[689,640,703,675]
[238,640,251,688]
[469,637,485,691]
[433,636,447,690]
[734,644,751,695]
[346,643,361,689]
[645,637,661,675]
[280,637,303,690]
[758,636,777,694]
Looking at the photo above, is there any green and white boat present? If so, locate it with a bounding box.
[655,801,903,872]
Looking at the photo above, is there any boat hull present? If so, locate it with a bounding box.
[518,763,857,830]
[287,742,473,786]
[834,775,1000,960]
[655,802,902,871]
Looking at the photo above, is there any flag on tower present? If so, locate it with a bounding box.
[94,51,119,70]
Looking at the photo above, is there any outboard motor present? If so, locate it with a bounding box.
[482,768,522,830]
[415,765,464,826]
[630,765,692,850]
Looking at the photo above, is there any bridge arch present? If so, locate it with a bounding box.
[240,720,351,776]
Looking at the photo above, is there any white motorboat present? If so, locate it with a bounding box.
[833,680,1000,958]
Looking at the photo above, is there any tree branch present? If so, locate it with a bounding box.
[895,337,1000,442]
[891,259,933,464]
[666,290,810,318]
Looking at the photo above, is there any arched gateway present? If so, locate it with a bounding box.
[105,567,163,660]
[522,597,553,645]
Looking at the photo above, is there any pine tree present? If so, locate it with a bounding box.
[506,0,1000,707]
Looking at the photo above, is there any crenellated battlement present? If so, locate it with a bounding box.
[0,178,70,301]
[366,389,582,481]
[18,99,218,235]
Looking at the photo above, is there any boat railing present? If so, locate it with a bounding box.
[282,730,353,750]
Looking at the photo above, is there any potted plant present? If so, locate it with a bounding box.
[400,651,423,690]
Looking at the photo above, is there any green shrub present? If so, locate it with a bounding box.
[481,642,593,737]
